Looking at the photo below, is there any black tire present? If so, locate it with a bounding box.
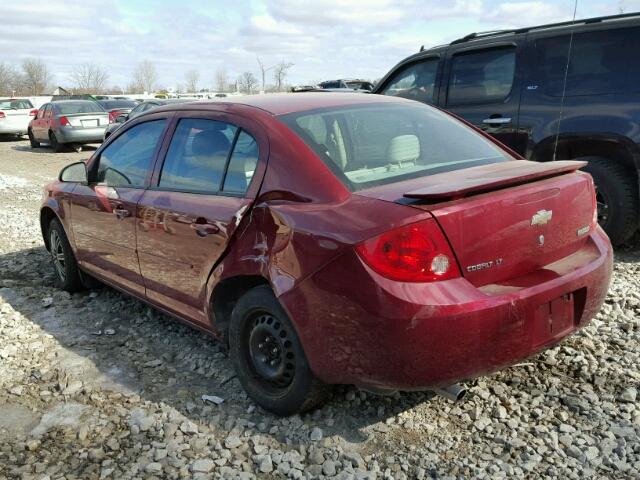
[48,218,83,292]
[49,131,63,153]
[28,129,40,148]
[581,156,639,246]
[228,285,330,415]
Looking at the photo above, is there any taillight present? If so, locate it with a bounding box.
[355,218,460,282]
[108,110,121,123]
[0,112,5,119]
[59,116,70,126]
[29,109,37,116]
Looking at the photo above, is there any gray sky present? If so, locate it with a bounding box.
[2,0,638,90]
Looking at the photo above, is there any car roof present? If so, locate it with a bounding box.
[158,92,412,116]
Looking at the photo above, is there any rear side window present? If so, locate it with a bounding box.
[280,103,509,191]
[223,131,259,194]
[380,59,439,103]
[96,119,167,187]
[447,47,516,105]
[534,28,631,96]
[159,119,237,193]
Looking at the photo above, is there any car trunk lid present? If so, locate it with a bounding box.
[63,113,110,128]
[356,160,596,286]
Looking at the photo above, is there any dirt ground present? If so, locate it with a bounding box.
[0,136,638,480]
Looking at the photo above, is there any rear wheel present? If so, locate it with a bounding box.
[581,156,639,245]
[48,218,83,292]
[228,285,330,415]
[28,129,40,148]
[49,131,63,153]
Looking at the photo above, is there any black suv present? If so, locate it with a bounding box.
[374,13,640,245]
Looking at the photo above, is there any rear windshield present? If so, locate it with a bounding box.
[279,103,510,191]
[54,101,106,115]
[97,100,138,109]
[0,99,34,109]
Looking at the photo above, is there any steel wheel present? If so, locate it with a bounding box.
[50,228,66,281]
[595,189,610,226]
[246,312,296,392]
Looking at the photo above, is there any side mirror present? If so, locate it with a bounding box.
[116,114,128,123]
[59,161,88,183]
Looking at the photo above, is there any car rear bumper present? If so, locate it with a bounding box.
[280,226,612,390]
[56,127,106,144]
[0,125,27,134]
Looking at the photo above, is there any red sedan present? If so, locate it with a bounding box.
[40,93,612,415]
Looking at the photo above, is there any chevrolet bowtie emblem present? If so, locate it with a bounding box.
[531,209,553,226]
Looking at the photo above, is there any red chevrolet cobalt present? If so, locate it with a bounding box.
[40,93,612,415]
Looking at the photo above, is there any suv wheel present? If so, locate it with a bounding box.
[581,156,639,245]
[48,218,83,292]
[228,285,330,415]
[28,129,40,148]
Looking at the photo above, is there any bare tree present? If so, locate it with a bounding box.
[22,58,53,95]
[130,61,157,93]
[185,69,200,93]
[273,61,294,92]
[237,72,258,94]
[257,57,275,92]
[0,63,21,96]
[214,68,228,92]
[70,63,109,93]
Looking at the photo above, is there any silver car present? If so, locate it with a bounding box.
[28,100,109,152]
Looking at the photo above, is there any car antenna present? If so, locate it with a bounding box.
[553,0,578,161]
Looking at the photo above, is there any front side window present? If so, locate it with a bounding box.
[280,103,510,191]
[159,119,237,193]
[447,47,516,105]
[380,59,439,103]
[96,119,167,187]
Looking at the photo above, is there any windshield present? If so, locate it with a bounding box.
[279,103,510,191]
[0,99,34,109]
[54,101,106,115]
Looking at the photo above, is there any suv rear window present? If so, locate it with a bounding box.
[0,99,34,109]
[447,47,516,105]
[280,103,509,191]
[534,28,631,96]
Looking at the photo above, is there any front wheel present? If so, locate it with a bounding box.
[228,285,330,416]
[581,156,639,245]
[48,218,83,292]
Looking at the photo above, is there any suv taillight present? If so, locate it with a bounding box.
[58,116,70,126]
[0,112,5,119]
[29,109,37,116]
[355,218,460,282]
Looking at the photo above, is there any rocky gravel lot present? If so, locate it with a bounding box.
[0,137,638,480]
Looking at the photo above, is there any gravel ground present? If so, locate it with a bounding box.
[0,137,638,480]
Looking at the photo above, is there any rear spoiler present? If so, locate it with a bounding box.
[403,160,587,200]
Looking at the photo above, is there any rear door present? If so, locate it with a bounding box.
[32,104,49,140]
[439,39,526,154]
[136,111,265,325]
[70,116,169,295]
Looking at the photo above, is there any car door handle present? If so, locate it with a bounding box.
[482,117,512,125]
[113,207,131,219]
[191,219,220,237]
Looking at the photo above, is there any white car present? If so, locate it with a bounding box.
[0,98,37,137]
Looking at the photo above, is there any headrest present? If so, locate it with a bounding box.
[388,135,420,163]
[192,130,230,157]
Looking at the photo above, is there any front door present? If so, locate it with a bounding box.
[136,115,262,324]
[32,104,49,141]
[70,118,169,295]
[439,41,526,155]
